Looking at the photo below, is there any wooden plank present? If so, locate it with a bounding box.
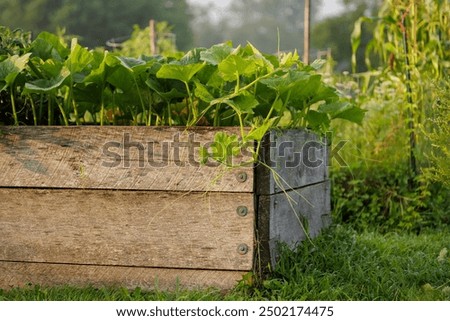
[256,129,328,195]
[0,189,254,271]
[257,181,331,269]
[0,126,253,192]
[0,261,246,291]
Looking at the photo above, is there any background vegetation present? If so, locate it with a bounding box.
[329,0,449,232]
[0,0,193,50]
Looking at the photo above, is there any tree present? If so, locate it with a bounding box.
[311,0,382,72]
[0,0,193,50]
[191,0,322,54]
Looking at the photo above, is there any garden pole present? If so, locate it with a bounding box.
[303,0,310,64]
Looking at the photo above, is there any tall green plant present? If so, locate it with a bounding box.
[422,78,450,187]
[352,0,450,182]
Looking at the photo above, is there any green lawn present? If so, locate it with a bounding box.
[1,225,449,301]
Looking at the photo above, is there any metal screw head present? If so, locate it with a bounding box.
[237,244,249,255]
[236,206,248,217]
[236,172,248,183]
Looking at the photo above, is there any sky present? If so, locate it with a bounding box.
[187,0,345,19]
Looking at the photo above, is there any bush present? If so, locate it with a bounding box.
[331,164,449,232]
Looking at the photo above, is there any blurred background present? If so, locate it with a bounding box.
[0,0,379,72]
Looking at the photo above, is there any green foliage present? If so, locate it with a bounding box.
[328,71,449,231]
[0,0,193,50]
[312,0,381,72]
[0,28,364,163]
[264,225,450,300]
[327,0,450,231]
[191,0,322,53]
[117,22,178,58]
[421,79,450,188]
[0,27,32,56]
[331,164,449,232]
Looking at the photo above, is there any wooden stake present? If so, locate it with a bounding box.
[149,19,157,55]
[303,0,311,64]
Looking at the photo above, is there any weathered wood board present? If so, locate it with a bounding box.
[257,182,331,268]
[255,129,331,270]
[256,129,328,195]
[0,126,330,291]
[0,126,253,192]
[0,189,254,271]
[0,262,245,291]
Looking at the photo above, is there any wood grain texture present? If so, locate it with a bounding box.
[0,126,253,192]
[257,181,331,269]
[0,189,254,271]
[256,129,328,195]
[0,261,246,291]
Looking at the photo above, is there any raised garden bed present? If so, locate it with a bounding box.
[0,126,330,290]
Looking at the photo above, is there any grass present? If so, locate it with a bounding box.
[1,225,449,301]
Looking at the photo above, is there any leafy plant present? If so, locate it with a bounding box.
[117,22,179,58]
[352,0,449,182]
[327,0,450,231]
[421,79,450,188]
[0,28,365,164]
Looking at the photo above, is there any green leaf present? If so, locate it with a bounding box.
[200,43,233,65]
[318,101,351,116]
[156,62,205,83]
[289,74,322,104]
[0,53,31,87]
[333,107,367,125]
[231,91,259,114]
[279,50,300,68]
[306,110,330,130]
[199,146,210,165]
[218,54,257,82]
[180,47,207,64]
[310,59,326,70]
[66,42,94,76]
[84,52,120,86]
[107,66,135,92]
[351,17,373,73]
[205,132,242,166]
[318,101,366,125]
[24,66,70,93]
[244,42,275,71]
[194,81,215,103]
[146,78,186,101]
[246,117,276,141]
[30,32,69,61]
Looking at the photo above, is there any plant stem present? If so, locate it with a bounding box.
[213,104,222,127]
[100,89,105,126]
[48,97,53,125]
[54,97,69,126]
[38,94,44,124]
[185,81,197,126]
[10,89,19,126]
[72,99,80,125]
[134,76,146,123]
[146,92,153,126]
[29,95,37,126]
